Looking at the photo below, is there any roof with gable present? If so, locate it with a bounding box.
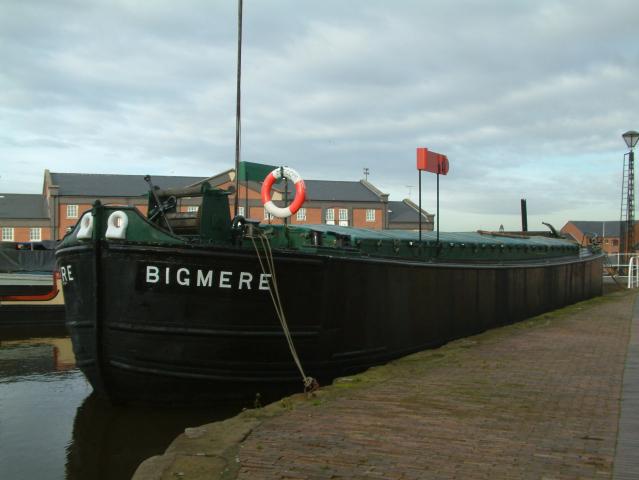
[48,171,388,203]
[388,199,431,223]
[202,169,387,202]
[49,172,207,197]
[563,220,630,238]
[0,194,48,219]
[303,180,382,202]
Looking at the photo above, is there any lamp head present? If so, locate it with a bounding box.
[622,130,639,149]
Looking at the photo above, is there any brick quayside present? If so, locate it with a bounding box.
[233,293,634,479]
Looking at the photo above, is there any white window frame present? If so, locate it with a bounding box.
[2,227,14,241]
[264,210,274,220]
[238,206,245,217]
[339,208,349,226]
[296,208,306,221]
[29,227,42,241]
[186,206,199,213]
[67,204,79,219]
[325,208,334,225]
[366,209,376,222]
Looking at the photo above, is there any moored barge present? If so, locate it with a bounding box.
[56,180,602,404]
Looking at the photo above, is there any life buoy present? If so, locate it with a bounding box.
[261,167,306,219]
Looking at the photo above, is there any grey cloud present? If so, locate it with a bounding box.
[1,0,636,229]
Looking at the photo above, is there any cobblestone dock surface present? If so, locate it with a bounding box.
[134,290,637,480]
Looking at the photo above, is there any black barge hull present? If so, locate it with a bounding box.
[57,242,603,404]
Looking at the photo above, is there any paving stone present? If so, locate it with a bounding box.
[236,291,636,479]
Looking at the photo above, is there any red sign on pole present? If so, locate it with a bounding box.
[416,148,449,175]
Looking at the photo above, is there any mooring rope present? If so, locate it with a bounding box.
[603,253,622,288]
[249,230,318,392]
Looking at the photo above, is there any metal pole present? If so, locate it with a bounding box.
[244,178,248,217]
[418,170,422,242]
[628,149,635,254]
[284,178,289,226]
[436,172,440,244]
[620,152,628,254]
[233,0,243,217]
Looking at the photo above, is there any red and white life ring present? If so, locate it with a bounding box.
[261,167,306,219]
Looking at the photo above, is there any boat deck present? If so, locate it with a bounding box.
[265,224,583,263]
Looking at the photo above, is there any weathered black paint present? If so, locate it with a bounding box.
[58,242,603,404]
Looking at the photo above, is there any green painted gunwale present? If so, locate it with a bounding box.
[58,205,582,265]
[265,224,580,263]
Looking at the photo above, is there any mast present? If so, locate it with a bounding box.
[233,0,243,216]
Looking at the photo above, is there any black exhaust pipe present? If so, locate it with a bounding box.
[521,198,528,232]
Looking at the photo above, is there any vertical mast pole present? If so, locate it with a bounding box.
[418,170,422,243]
[436,172,440,245]
[233,0,243,216]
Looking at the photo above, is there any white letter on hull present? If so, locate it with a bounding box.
[176,268,190,286]
[146,266,159,283]
[238,272,253,290]
[165,267,170,285]
[197,270,213,287]
[219,271,232,288]
[259,273,271,290]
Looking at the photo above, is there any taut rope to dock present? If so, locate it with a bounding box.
[249,230,318,393]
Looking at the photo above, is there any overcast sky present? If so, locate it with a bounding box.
[1,0,637,230]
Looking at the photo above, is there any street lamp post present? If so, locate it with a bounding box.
[621,130,639,255]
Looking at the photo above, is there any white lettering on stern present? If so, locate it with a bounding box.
[61,265,75,284]
[259,273,271,290]
[176,268,190,286]
[238,272,253,290]
[146,266,159,283]
[143,265,269,292]
[219,271,232,288]
[197,270,213,287]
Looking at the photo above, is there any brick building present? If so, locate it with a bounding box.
[200,169,433,230]
[0,194,51,243]
[0,169,434,242]
[560,220,639,254]
[42,170,204,240]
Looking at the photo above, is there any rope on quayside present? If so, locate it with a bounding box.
[249,229,319,394]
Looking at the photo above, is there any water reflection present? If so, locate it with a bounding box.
[67,394,240,480]
[0,327,244,480]
[0,335,75,378]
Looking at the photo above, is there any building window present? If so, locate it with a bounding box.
[67,204,78,218]
[29,228,42,241]
[325,208,334,225]
[264,210,273,220]
[296,208,306,221]
[2,227,14,241]
[338,208,348,226]
[238,206,245,217]
[186,206,199,213]
[366,209,376,222]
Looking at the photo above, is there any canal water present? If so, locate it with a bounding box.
[0,326,244,480]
